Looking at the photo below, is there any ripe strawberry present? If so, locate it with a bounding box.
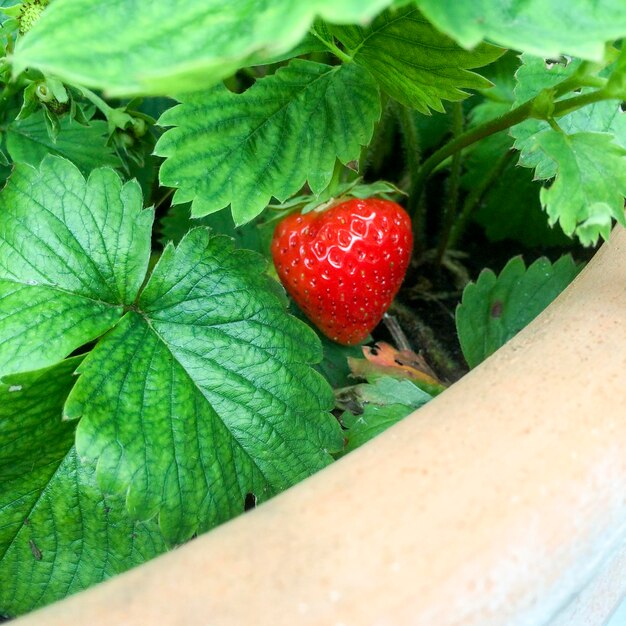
[271,197,413,345]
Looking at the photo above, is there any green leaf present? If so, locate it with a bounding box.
[472,162,571,248]
[456,255,581,368]
[513,54,582,104]
[291,304,363,388]
[537,132,626,245]
[315,339,363,389]
[476,50,521,105]
[337,375,432,414]
[0,358,166,616]
[414,0,626,61]
[341,403,412,454]
[333,6,503,113]
[158,203,263,253]
[255,31,327,67]
[511,55,626,180]
[13,0,399,96]
[63,229,343,544]
[0,156,153,377]
[6,110,122,174]
[336,376,433,455]
[356,376,432,408]
[412,107,451,152]
[156,60,380,225]
[0,157,340,546]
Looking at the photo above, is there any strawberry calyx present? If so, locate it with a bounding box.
[265,178,406,227]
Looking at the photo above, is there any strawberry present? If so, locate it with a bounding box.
[271,197,413,345]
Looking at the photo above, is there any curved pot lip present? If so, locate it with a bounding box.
[15,227,626,626]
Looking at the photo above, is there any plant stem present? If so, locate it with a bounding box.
[388,301,464,383]
[154,187,175,212]
[382,312,412,351]
[448,149,515,248]
[73,84,115,117]
[310,28,353,64]
[393,101,425,252]
[435,102,464,265]
[408,87,614,215]
[359,93,393,175]
[394,101,421,186]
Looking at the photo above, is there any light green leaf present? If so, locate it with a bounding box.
[537,132,626,245]
[341,404,412,454]
[64,229,343,544]
[156,60,380,225]
[356,376,433,408]
[513,54,582,104]
[13,0,399,96]
[415,0,626,61]
[456,255,581,368]
[6,110,122,174]
[0,359,166,617]
[333,6,503,113]
[510,55,626,179]
[336,376,433,455]
[0,156,153,377]
[337,375,432,413]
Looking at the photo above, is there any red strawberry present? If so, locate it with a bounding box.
[271,197,413,345]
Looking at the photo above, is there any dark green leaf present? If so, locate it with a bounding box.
[456,255,581,368]
[156,60,380,225]
[333,7,503,113]
[472,162,571,248]
[291,304,363,389]
[64,229,342,544]
[0,359,166,616]
[158,203,263,253]
[6,110,122,174]
[0,156,153,377]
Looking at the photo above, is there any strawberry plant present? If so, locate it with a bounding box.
[1,0,626,618]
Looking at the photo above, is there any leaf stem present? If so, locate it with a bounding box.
[394,101,421,182]
[310,28,353,64]
[408,87,615,216]
[435,102,464,265]
[359,93,393,175]
[393,101,425,251]
[72,84,114,117]
[448,149,515,248]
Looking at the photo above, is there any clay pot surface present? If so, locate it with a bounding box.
[16,228,626,626]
